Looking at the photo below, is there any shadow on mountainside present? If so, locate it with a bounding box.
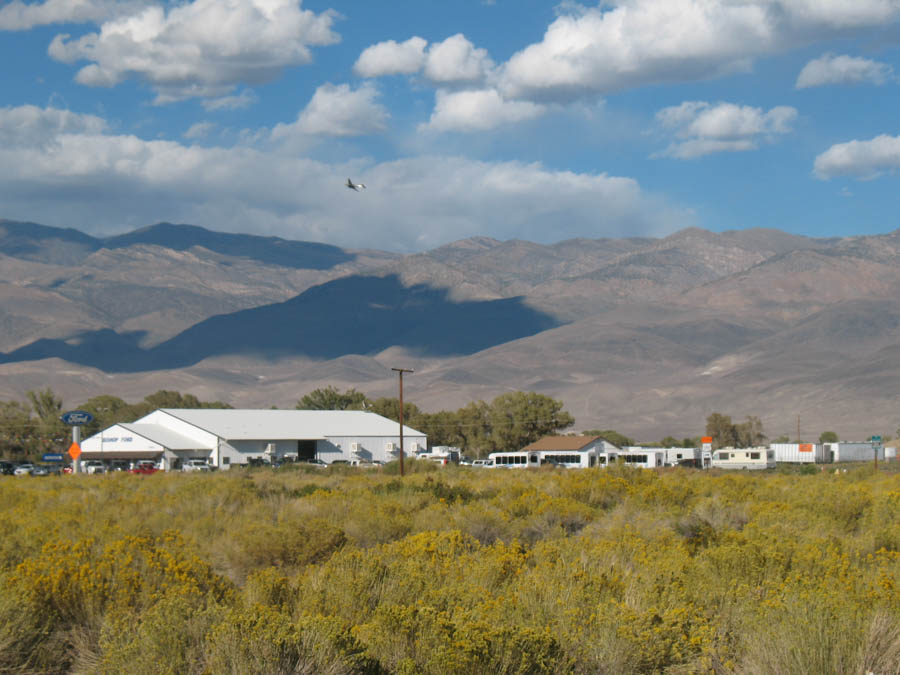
[0,275,561,372]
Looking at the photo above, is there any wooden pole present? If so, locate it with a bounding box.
[392,368,413,477]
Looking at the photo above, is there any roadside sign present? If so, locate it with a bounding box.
[872,435,883,443]
[68,443,82,460]
[61,410,94,426]
[42,453,64,462]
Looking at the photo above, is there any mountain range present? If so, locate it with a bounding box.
[2,217,898,442]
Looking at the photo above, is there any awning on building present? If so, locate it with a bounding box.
[79,451,164,461]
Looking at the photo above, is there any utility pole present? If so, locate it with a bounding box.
[392,367,413,477]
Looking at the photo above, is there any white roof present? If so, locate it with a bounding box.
[153,409,425,441]
[119,423,210,450]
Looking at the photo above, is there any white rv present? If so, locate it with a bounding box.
[710,447,775,470]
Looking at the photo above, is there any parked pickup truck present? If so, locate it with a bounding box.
[182,459,210,472]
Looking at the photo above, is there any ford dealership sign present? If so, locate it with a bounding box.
[60,410,94,426]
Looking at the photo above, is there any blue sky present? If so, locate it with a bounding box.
[2,0,900,252]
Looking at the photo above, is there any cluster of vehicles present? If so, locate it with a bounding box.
[0,461,64,476]
[0,458,210,476]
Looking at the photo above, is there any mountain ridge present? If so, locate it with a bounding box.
[2,219,898,441]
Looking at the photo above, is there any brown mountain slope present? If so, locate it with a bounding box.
[2,222,899,443]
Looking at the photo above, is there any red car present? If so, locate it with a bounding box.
[129,461,159,475]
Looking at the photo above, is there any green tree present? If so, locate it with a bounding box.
[368,397,422,425]
[142,390,231,410]
[734,416,766,448]
[0,399,33,459]
[296,386,370,411]
[454,400,492,457]
[412,410,464,449]
[78,395,142,436]
[772,435,790,443]
[660,436,680,447]
[486,391,574,453]
[27,387,63,424]
[705,412,735,450]
[819,430,839,443]
[25,388,67,455]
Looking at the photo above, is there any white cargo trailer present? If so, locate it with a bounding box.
[824,442,883,463]
[771,443,827,464]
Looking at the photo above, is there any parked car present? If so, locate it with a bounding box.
[129,461,159,475]
[182,459,210,472]
[0,461,15,475]
[14,463,35,476]
[83,460,107,475]
[108,460,130,472]
[30,465,50,477]
[300,458,327,468]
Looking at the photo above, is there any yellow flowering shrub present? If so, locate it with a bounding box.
[1,464,900,672]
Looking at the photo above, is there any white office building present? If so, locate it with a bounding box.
[80,408,426,470]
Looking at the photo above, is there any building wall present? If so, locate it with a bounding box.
[324,435,427,464]
[81,424,163,454]
[215,435,427,465]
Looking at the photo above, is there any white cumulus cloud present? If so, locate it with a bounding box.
[353,36,427,77]
[814,134,900,179]
[0,104,107,148]
[796,53,894,88]
[355,33,494,86]
[499,0,900,101]
[0,104,689,251]
[272,82,388,139]
[47,0,340,104]
[655,101,797,159]
[422,89,545,132]
[423,34,495,85]
[0,0,149,30]
[183,121,216,140]
[202,89,259,111]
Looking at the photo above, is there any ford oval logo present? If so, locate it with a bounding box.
[60,410,94,426]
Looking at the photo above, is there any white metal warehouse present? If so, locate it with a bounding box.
[80,408,427,470]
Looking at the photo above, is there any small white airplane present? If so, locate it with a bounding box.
[346,178,366,191]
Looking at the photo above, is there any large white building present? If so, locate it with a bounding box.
[80,409,427,470]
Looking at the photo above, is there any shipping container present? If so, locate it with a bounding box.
[771,443,827,463]
[823,442,884,463]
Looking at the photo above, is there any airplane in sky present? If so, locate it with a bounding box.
[346,178,366,191]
